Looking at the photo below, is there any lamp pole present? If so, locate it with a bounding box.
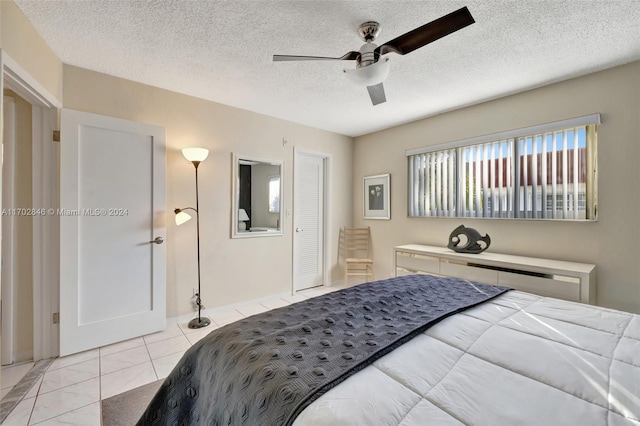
[188,159,210,329]
[175,148,211,329]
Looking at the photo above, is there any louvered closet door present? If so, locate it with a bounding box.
[293,151,325,291]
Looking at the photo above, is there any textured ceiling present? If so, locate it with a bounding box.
[14,0,640,137]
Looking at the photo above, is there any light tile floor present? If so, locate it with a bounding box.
[2,284,346,425]
[1,362,36,400]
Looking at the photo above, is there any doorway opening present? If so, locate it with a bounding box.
[1,90,35,370]
[0,51,60,413]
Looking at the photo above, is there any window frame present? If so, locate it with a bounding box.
[406,114,600,221]
[268,174,281,214]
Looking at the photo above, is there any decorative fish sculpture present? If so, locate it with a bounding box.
[447,225,491,254]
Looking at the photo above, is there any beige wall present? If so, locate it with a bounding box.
[3,90,34,361]
[0,0,63,102]
[62,65,353,318]
[12,91,33,360]
[353,61,640,314]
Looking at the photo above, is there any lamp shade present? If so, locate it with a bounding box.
[175,210,192,225]
[182,148,209,163]
[238,209,250,221]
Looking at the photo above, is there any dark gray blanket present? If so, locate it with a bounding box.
[138,274,510,425]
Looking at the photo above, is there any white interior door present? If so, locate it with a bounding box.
[293,150,325,291]
[60,109,166,356]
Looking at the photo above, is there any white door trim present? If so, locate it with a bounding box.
[1,50,61,109]
[1,50,61,360]
[292,148,332,292]
[32,105,59,360]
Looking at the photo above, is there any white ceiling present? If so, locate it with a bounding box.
[14,0,640,137]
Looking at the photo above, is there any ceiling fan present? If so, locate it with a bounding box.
[273,7,475,106]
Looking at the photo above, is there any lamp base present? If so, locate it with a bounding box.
[188,317,211,329]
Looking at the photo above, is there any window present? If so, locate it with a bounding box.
[407,114,599,220]
[268,176,280,213]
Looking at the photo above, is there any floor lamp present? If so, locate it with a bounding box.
[175,147,211,329]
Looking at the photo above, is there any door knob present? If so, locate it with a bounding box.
[150,236,164,244]
[296,228,304,232]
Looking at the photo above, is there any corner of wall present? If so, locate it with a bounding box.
[1,0,63,102]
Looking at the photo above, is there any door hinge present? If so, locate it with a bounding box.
[52,312,59,324]
[53,130,60,142]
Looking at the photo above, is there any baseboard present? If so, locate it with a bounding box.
[166,282,353,326]
[13,351,33,364]
[166,290,293,326]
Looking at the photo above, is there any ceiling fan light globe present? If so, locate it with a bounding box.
[344,58,390,86]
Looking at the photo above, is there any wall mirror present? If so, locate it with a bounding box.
[232,154,284,238]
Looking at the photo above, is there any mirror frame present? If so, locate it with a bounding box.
[231,153,284,239]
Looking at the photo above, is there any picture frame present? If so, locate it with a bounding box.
[363,173,390,220]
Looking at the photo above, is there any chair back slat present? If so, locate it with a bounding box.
[339,226,374,284]
[340,227,370,259]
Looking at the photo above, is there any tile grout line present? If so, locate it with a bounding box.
[22,376,99,425]
[30,402,98,426]
[0,359,51,425]
[98,340,146,359]
[27,369,45,425]
[26,390,36,426]
[23,353,100,424]
[144,337,160,388]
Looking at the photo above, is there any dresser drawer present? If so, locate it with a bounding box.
[498,271,581,301]
[440,261,499,285]
[395,253,440,275]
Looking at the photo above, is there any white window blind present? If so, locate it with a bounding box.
[407,114,599,220]
[409,149,457,217]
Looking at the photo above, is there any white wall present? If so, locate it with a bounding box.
[353,61,640,314]
[62,65,353,318]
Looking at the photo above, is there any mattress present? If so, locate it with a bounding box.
[138,275,509,425]
[294,291,640,425]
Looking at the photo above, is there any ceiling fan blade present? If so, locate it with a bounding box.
[273,51,360,62]
[367,83,386,106]
[375,6,474,56]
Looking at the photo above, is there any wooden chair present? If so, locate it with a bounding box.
[340,227,374,285]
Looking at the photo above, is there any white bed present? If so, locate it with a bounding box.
[295,291,640,425]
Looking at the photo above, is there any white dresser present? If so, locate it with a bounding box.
[394,244,596,304]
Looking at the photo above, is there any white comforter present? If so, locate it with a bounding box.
[294,291,640,425]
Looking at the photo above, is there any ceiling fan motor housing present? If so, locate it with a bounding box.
[357,42,379,68]
[357,21,381,68]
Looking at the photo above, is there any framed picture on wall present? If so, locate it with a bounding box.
[363,174,390,220]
